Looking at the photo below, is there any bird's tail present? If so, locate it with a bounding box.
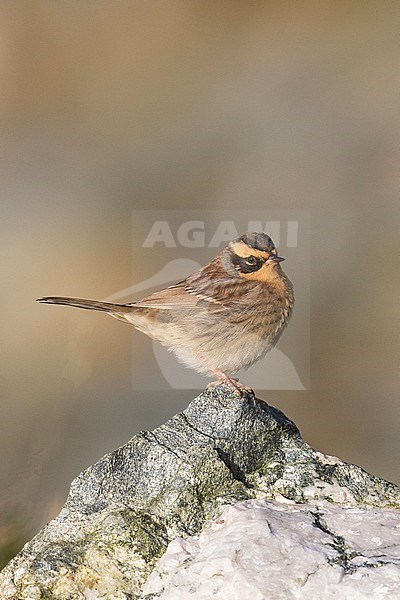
[36,296,127,313]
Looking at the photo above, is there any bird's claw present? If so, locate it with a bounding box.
[207,373,254,397]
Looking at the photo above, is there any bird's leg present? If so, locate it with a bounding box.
[207,369,254,396]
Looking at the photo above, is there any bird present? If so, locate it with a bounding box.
[37,232,294,393]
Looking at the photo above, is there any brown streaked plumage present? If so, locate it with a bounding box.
[37,232,294,393]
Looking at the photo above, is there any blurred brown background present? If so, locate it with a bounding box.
[1,0,399,567]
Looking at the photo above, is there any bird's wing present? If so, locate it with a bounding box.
[130,272,255,311]
[127,281,211,310]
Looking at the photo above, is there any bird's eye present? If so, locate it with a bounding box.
[246,256,257,265]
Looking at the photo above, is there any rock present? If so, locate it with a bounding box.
[0,385,399,599]
[143,500,400,599]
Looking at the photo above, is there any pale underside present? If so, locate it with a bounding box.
[114,302,288,375]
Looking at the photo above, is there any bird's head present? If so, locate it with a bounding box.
[223,232,286,283]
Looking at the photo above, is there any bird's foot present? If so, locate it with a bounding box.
[207,371,254,397]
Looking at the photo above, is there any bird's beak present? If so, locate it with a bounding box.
[267,255,285,264]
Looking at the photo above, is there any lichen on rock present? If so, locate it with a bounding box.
[0,385,399,599]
